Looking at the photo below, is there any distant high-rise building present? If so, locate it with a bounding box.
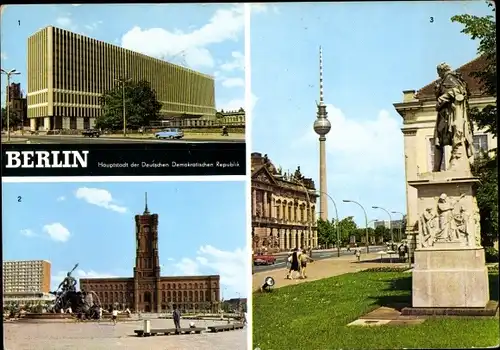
[27,26,216,131]
[2,260,51,293]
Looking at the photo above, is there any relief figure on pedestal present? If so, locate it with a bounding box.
[453,206,469,245]
[419,207,438,248]
[436,193,465,242]
[433,63,475,173]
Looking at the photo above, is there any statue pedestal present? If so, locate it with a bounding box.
[408,173,489,308]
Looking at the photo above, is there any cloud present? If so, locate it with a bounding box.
[120,5,244,69]
[43,223,71,242]
[218,92,257,114]
[84,20,103,32]
[251,3,280,14]
[51,269,118,291]
[294,104,403,171]
[221,77,245,88]
[56,196,66,202]
[220,51,244,72]
[167,245,248,297]
[75,187,127,213]
[71,4,82,6]
[55,16,76,31]
[20,229,36,237]
[1,53,7,60]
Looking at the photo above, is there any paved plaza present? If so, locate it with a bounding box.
[4,319,247,350]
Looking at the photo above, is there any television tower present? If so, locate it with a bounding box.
[313,46,331,221]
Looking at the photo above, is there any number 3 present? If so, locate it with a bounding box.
[430,17,434,23]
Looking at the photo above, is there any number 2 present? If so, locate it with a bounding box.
[17,196,22,202]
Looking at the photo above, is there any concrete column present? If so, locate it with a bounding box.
[279,229,285,251]
[252,189,257,216]
[297,231,302,249]
[76,117,84,130]
[43,117,51,130]
[62,117,70,130]
[47,26,54,117]
[291,229,296,249]
[30,118,36,131]
[90,118,96,128]
[319,136,328,220]
[403,128,418,254]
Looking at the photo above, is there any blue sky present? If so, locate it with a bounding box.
[0,4,245,111]
[2,181,248,298]
[250,2,492,226]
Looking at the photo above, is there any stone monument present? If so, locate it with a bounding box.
[407,62,489,309]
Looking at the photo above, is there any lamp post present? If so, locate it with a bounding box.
[315,190,340,257]
[295,180,313,250]
[1,68,21,142]
[114,77,131,137]
[343,200,369,253]
[372,206,393,244]
[391,211,405,242]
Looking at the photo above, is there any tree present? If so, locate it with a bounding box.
[96,80,162,130]
[1,106,23,129]
[338,216,357,244]
[317,218,335,246]
[452,4,497,247]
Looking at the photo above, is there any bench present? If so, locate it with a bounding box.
[134,327,205,337]
[207,323,245,333]
[379,250,398,263]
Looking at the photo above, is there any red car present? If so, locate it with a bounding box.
[253,254,276,266]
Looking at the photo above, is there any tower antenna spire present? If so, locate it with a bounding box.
[144,192,149,214]
[319,45,324,106]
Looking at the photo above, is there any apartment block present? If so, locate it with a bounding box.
[27,26,216,131]
[2,260,51,293]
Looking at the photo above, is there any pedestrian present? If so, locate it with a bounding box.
[300,249,314,279]
[398,244,405,262]
[286,248,301,280]
[98,306,103,323]
[173,306,181,333]
[355,248,361,262]
[111,308,118,325]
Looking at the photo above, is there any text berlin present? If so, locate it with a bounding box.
[4,151,89,168]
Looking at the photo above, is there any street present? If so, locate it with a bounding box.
[253,245,387,273]
[1,135,245,144]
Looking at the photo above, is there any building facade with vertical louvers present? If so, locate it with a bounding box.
[27,26,216,131]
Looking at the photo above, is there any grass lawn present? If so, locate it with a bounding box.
[253,271,499,349]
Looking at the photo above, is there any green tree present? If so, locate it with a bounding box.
[96,80,162,130]
[338,216,357,244]
[452,4,497,247]
[317,218,335,246]
[1,106,23,129]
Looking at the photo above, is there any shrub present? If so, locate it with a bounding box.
[485,247,499,263]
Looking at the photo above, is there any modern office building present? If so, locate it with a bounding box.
[27,26,216,131]
[2,260,51,294]
[80,194,220,313]
[251,152,319,252]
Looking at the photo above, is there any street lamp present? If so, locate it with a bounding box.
[1,68,21,142]
[391,211,405,242]
[343,200,369,253]
[372,206,393,243]
[315,190,341,257]
[114,77,131,137]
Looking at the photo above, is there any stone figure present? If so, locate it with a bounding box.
[453,206,469,245]
[419,207,438,247]
[57,263,79,293]
[436,193,466,242]
[433,62,475,173]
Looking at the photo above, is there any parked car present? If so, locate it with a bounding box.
[81,129,101,137]
[253,254,276,266]
[155,128,184,139]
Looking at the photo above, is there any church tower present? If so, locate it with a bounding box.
[133,193,161,312]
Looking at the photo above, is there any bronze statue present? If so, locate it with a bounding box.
[57,263,78,293]
[433,63,475,172]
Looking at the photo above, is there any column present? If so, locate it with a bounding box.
[290,229,296,249]
[297,231,302,249]
[30,118,36,131]
[43,117,51,130]
[252,189,257,216]
[76,117,84,130]
[263,192,268,217]
[62,116,70,130]
[402,128,418,251]
[90,117,96,128]
[279,229,285,251]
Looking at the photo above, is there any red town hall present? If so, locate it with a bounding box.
[80,194,220,313]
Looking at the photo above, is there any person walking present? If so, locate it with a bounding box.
[299,249,314,279]
[355,248,361,262]
[111,308,118,325]
[286,248,301,280]
[173,306,182,333]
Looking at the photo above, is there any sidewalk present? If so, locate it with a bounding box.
[252,253,408,291]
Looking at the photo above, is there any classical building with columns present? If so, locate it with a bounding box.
[251,152,319,252]
[27,26,215,131]
[393,55,496,252]
[80,194,220,313]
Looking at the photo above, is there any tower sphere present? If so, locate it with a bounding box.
[314,116,331,136]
